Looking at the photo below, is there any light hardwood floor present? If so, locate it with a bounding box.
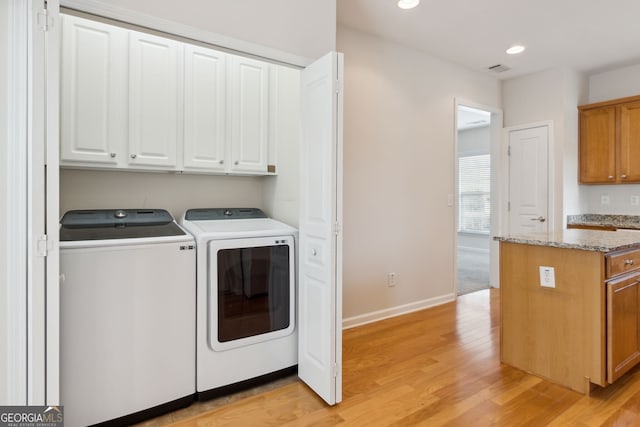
[143,289,640,426]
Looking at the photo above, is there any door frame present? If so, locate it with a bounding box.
[503,121,555,235]
[454,99,503,292]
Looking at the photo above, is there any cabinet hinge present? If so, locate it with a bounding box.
[332,363,339,378]
[333,222,341,236]
[37,8,52,32]
[507,145,511,156]
[336,79,342,94]
[37,234,49,257]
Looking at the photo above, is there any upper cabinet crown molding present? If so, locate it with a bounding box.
[579,94,640,184]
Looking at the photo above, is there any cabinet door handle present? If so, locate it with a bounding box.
[130,154,137,159]
[625,259,635,266]
[234,161,239,165]
[530,216,546,222]
[613,281,640,293]
[608,175,615,180]
[110,152,116,158]
[219,160,224,165]
[621,174,628,179]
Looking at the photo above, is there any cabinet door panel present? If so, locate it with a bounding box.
[619,101,640,182]
[60,15,127,165]
[230,57,269,173]
[579,107,616,183]
[129,31,181,168]
[607,273,640,383]
[183,45,227,172]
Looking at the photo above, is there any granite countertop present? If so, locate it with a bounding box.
[567,214,640,230]
[494,228,640,253]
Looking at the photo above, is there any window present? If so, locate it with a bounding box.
[458,154,490,233]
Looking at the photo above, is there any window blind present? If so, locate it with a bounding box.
[458,154,490,233]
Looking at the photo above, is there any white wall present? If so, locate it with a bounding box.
[0,0,8,405]
[65,0,336,64]
[502,68,588,228]
[262,66,301,227]
[589,63,640,103]
[60,170,265,219]
[580,63,640,215]
[337,26,501,323]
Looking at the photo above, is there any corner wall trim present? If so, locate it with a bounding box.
[342,293,456,330]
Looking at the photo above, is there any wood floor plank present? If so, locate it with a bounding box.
[135,288,640,426]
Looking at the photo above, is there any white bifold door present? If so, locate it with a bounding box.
[298,51,344,405]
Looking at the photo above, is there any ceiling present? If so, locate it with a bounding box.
[337,0,640,80]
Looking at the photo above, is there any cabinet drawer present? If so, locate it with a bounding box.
[607,249,640,278]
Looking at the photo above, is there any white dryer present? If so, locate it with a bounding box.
[180,208,297,398]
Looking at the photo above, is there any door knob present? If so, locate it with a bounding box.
[530,216,546,222]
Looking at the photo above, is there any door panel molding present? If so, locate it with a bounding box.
[504,121,555,235]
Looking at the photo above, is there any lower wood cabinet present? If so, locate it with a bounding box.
[606,271,640,383]
[500,241,640,393]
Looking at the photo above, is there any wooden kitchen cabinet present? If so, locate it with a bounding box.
[606,248,640,383]
[500,239,640,392]
[606,270,640,383]
[579,95,640,184]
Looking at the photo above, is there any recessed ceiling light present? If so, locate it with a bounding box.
[506,45,526,55]
[398,0,420,9]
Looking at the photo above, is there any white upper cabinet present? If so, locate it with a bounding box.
[183,45,227,173]
[128,31,182,169]
[229,56,270,174]
[60,14,282,175]
[60,14,127,166]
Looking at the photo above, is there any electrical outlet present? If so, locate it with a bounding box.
[631,195,640,206]
[539,266,555,288]
[601,195,610,205]
[387,272,396,287]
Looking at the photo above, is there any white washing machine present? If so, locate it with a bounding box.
[180,208,297,398]
[59,209,195,426]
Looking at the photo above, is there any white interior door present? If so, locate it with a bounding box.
[507,124,550,234]
[3,0,56,405]
[298,51,343,406]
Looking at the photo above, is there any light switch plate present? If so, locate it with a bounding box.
[539,266,555,288]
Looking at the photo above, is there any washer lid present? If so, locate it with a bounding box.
[184,208,267,221]
[60,209,187,241]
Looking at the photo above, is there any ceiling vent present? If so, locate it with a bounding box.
[488,64,511,73]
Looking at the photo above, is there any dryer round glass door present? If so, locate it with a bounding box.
[208,235,296,351]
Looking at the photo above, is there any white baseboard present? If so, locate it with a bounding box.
[342,293,456,330]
